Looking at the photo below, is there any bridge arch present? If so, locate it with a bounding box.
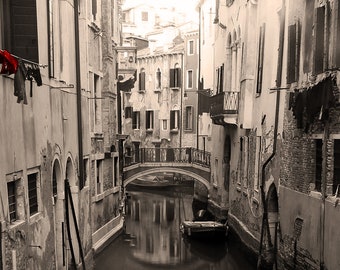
[123,167,210,190]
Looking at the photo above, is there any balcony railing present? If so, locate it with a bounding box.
[124,147,211,168]
[210,91,239,116]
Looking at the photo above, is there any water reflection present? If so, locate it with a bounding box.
[94,189,256,270]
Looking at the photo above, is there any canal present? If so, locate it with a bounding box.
[94,188,256,270]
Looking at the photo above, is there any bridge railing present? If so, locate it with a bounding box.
[124,147,211,168]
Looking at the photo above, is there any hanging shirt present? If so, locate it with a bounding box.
[14,60,28,105]
[0,50,18,75]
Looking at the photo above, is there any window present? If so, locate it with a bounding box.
[156,68,162,89]
[113,156,119,187]
[185,106,193,130]
[187,70,193,89]
[142,11,148,21]
[28,173,38,216]
[315,139,322,192]
[188,40,194,55]
[48,0,55,78]
[96,159,103,195]
[139,69,146,91]
[256,24,265,94]
[170,110,180,130]
[314,6,325,74]
[90,73,102,133]
[84,158,89,187]
[52,166,58,203]
[3,0,39,62]
[216,64,224,94]
[125,106,133,118]
[169,68,181,88]
[146,110,154,130]
[162,120,168,130]
[132,111,140,129]
[7,181,17,222]
[333,140,340,194]
[287,21,301,83]
[92,0,97,21]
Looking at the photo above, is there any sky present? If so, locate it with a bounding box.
[122,0,199,23]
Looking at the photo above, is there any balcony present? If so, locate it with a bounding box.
[210,91,239,126]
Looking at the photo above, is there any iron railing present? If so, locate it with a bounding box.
[124,147,211,168]
[210,91,239,117]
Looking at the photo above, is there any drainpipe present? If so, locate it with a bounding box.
[197,6,202,150]
[258,1,285,268]
[74,0,84,189]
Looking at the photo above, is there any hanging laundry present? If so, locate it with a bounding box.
[26,65,42,97]
[0,49,18,75]
[14,60,28,105]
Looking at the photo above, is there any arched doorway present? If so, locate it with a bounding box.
[267,184,279,249]
[52,159,65,269]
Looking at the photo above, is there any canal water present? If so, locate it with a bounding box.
[94,188,256,270]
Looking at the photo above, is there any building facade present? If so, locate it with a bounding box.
[0,0,123,269]
[198,0,340,269]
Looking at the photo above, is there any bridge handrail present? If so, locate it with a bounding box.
[123,147,211,168]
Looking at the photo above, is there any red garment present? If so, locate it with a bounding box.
[0,50,18,75]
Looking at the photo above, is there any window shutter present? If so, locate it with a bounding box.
[220,64,224,93]
[216,68,220,93]
[303,0,314,73]
[287,24,297,83]
[10,0,39,62]
[256,24,265,94]
[156,70,161,88]
[335,1,340,67]
[314,6,325,74]
[132,112,139,129]
[295,21,301,81]
[146,111,149,129]
[170,111,175,129]
[177,111,180,129]
[139,72,146,90]
[176,68,182,87]
[170,69,175,88]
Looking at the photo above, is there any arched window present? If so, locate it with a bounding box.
[139,68,146,91]
[156,68,161,89]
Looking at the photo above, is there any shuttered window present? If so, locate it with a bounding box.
[125,106,132,118]
[7,181,16,222]
[287,21,301,84]
[146,110,154,130]
[315,139,322,192]
[256,24,265,94]
[303,0,314,73]
[170,110,180,130]
[139,71,146,91]
[4,0,39,62]
[156,69,161,89]
[132,111,140,129]
[187,70,193,88]
[335,1,340,67]
[314,6,325,74]
[28,173,38,216]
[185,106,193,130]
[219,64,224,93]
[48,0,55,77]
[170,68,181,88]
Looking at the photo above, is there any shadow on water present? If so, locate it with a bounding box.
[94,188,256,270]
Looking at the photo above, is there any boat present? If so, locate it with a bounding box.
[180,220,228,241]
[126,175,194,191]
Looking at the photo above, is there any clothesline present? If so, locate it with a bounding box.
[10,53,48,68]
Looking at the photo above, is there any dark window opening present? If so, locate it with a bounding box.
[28,173,38,216]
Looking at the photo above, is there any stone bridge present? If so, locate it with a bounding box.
[123,147,211,189]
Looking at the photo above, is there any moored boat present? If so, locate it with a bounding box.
[180,220,228,241]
